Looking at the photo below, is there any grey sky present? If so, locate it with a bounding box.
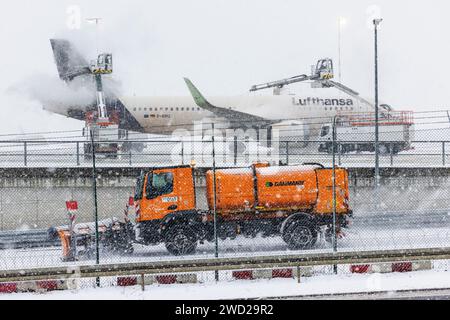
[1,0,449,133]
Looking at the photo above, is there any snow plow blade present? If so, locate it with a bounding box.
[51,218,135,262]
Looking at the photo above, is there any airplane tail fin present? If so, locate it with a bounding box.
[50,39,90,82]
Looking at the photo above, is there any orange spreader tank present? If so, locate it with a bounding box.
[206,163,349,216]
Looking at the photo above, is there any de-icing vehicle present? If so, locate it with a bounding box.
[55,162,352,260]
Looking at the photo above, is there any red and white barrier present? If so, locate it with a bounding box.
[232,267,312,280]
[117,273,198,287]
[0,279,70,294]
[350,261,432,274]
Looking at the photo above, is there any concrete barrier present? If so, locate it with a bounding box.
[117,273,198,287]
[350,261,433,274]
[0,279,68,293]
[233,267,312,281]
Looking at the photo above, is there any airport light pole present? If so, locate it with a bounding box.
[374,18,382,206]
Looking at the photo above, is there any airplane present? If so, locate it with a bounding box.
[45,39,388,144]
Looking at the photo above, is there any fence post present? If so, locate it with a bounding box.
[24,142,27,167]
[256,129,260,162]
[35,199,40,228]
[443,142,446,167]
[331,117,338,274]
[90,129,100,287]
[181,141,184,165]
[390,142,394,167]
[129,142,132,166]
[245,137,250,164]
[338,142,342,166]
[211,124,219,282]
[285,141,289,165]
[234,136,238,166]
[76,142,80,166]
[0,194,3,231]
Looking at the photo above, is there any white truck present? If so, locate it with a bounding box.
[318,111,414,155]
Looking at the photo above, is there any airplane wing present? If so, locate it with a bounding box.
[184,78,275,128]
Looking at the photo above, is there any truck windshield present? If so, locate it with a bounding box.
[146,172,174,199]
[134,171,145,201]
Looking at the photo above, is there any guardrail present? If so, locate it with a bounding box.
[1,247,449,283]
[0,139,447,168]
[0,229,59,250]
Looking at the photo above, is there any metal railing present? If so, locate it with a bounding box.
[0,139,448,168]
[0,247,449,283]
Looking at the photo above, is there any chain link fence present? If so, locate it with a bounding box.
[0,133,449,287]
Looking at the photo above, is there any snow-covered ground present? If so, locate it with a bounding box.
[2,269,450,300]
[2,222,450,271]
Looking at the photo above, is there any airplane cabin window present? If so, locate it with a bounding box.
[144,114,149,118]
[176,107,179,111]
[133,108,136,111]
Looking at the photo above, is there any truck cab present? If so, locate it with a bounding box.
[134,166,196,222]
[133,166,198,246]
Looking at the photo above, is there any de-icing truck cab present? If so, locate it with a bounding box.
[132,163,351,255]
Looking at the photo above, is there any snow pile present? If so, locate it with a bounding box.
[2,269,450,300]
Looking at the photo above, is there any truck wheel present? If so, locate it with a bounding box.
[282,220,317,250]
[165,226,197,256]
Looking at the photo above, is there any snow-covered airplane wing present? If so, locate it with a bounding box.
[184,78,275,128]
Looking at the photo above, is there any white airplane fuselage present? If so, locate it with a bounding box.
[119,93,374,134]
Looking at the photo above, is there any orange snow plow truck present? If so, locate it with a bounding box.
[56,163,352,260]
